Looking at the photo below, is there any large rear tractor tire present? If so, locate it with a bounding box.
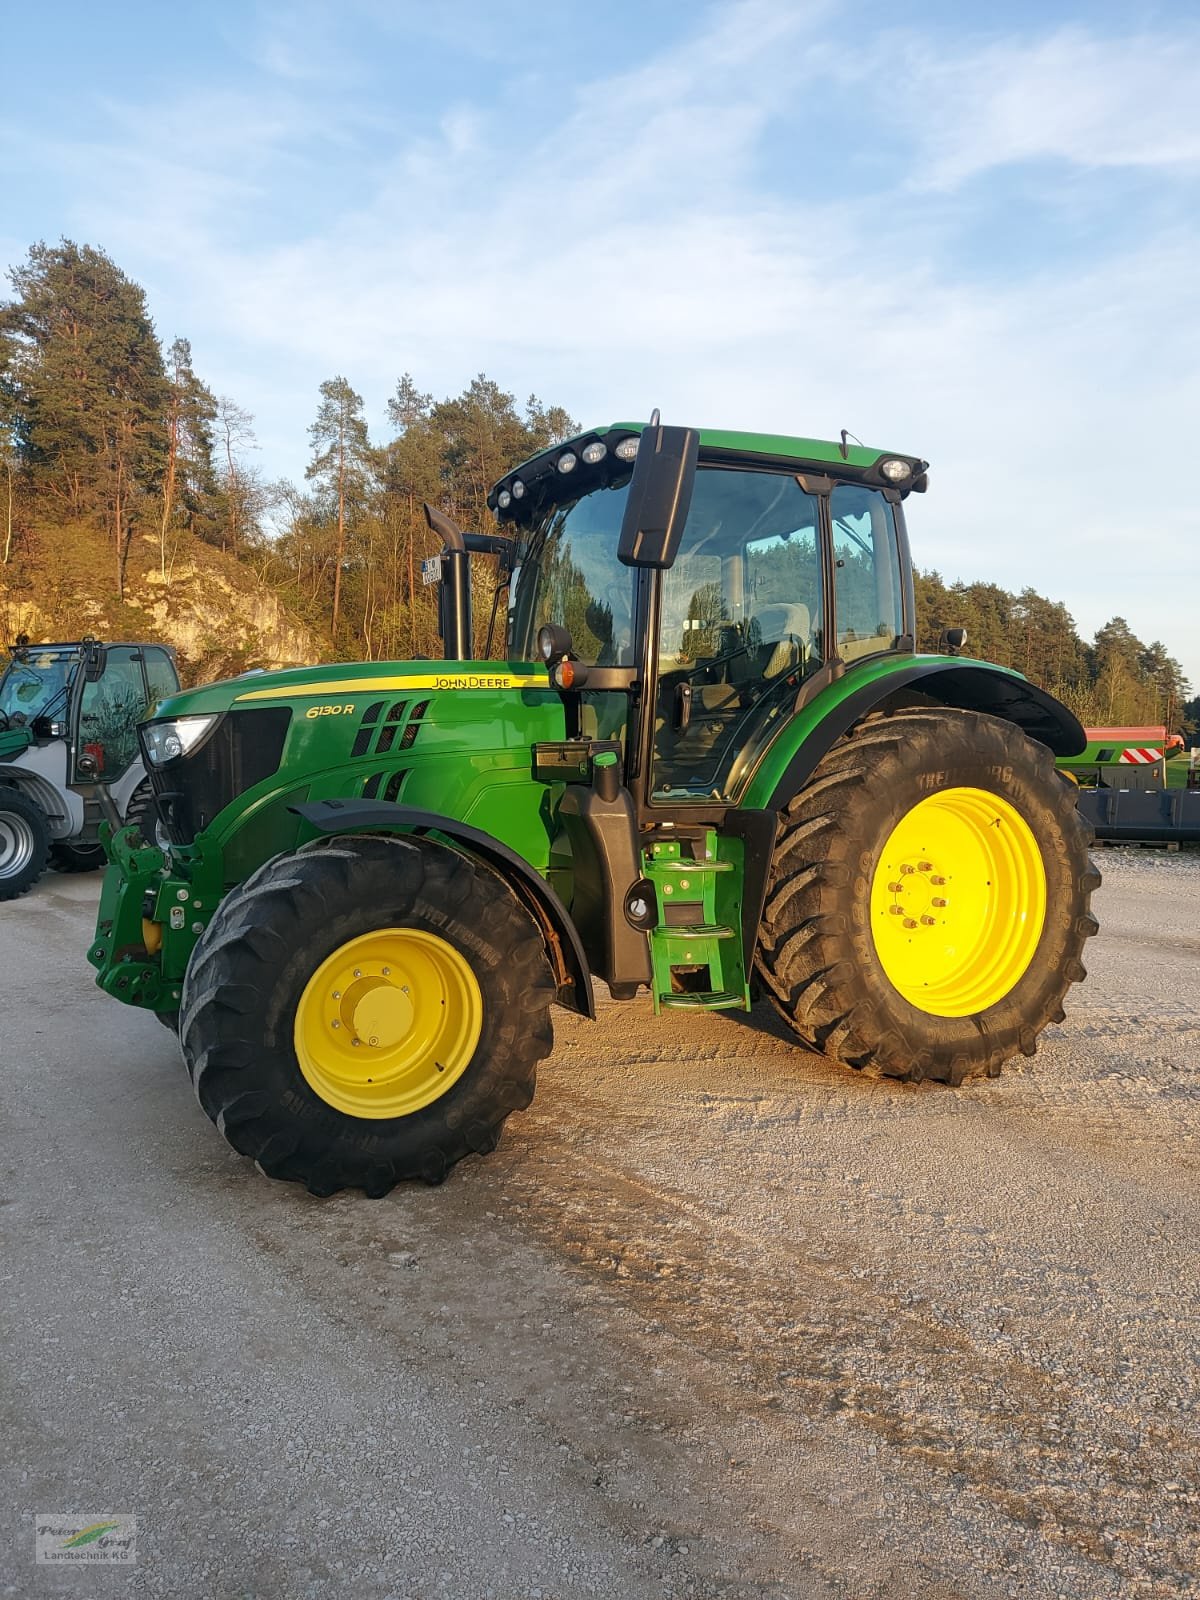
[179,833,557,1196]
[0,787,50,901]
[756,708,1099,1084]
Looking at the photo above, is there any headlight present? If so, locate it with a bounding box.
[143,715,218,766]
[614,437,640,462]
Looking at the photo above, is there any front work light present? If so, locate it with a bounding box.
[557,452,578,474]
[143,715,218,766]
[614,437,639,462]
[879,458,912,482]
[581,441,607,465]
[511,479,526,499]
[497,489,512,509]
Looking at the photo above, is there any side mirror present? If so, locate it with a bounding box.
[82,639,107,681]
[939,627,967,656]
[617,422,699,569]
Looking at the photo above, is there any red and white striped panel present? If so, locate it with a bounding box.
[1118,747,1164,764]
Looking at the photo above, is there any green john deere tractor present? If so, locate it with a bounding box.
[89,419,1099,1196]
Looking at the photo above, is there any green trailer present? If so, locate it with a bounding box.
[1058,726,1200,843]
[89,418,1100,1195]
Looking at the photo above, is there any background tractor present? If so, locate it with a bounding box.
[89,419,1099,1196]
[0,637,179,899]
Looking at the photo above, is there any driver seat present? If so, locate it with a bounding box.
[752,602,811,679]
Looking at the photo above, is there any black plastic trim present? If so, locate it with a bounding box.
[290,799,595,1018]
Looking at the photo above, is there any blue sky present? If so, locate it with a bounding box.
[2,0,1198,693]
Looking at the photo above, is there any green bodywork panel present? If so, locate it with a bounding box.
[0,727,33,761]
[89,660,568,1010]
[738,653,1024,809]
[543,421,916,476]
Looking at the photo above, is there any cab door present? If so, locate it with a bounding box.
[649,466,826,803]
[74,647,154,782]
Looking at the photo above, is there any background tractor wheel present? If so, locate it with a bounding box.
[179,833,556,1196]
[0,787,50,901]
[50,837,107,873]
[124,781,165,848]
[757,707,1100,1084]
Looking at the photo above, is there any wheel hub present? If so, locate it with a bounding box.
[0,813,35,879]
[294,928,483,1118]
[870,786,1047,1018]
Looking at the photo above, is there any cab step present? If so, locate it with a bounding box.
[643,828,751,1016]
[659,990,749,1011]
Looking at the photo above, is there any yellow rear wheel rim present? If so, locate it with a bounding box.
[870,787,1047,1018]
[294,928,483,1119]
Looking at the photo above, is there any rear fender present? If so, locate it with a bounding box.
[292,799,595,1019]
[765,661,1086,810]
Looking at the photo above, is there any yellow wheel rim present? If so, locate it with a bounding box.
[869,786,1047,1018]
[293,928,483,1119]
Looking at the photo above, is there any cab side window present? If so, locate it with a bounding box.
[142,648,180,709]
[830,485,904,661]
[78,647,147,776]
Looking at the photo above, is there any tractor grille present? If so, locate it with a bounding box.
[349,697,430,758]
[152,708,292,846]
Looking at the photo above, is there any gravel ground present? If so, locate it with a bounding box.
[1,846,1197,1599]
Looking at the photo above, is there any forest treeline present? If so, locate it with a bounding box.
[0,239,1194,734]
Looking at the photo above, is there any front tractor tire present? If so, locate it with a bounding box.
[757,708,1100,1084]
[0,786,50,901]
[179,834,556,1196]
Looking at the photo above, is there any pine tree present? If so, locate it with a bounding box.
[159,337,218,581]
[0,241,168,593]
[306,377,372,641]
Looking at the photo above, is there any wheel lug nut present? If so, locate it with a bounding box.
[889,905,905,916]
[888,881,903,893]
[351,1038,360,1047]
[353,969,362,978]
[903,918,918,929]
[918,861,932,872]
[900,864,914,875]
[921,915,937,926]
[930,875,946,886]
[932,897,948,908]
[382,967,390,976]
[332,990,340,999]
[331,1020,341,1029]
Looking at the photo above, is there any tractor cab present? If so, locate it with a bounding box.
[0,638,179,898]
[494,422,919,810]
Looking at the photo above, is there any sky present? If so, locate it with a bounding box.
[1,0,1197,691]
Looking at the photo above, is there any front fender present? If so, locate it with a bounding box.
[750,657,1086,811]
[292,799,595,1019]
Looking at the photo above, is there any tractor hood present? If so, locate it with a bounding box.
[148,659,551,722]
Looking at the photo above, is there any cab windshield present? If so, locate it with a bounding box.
[507,481,634,665]
[0,649,77,725]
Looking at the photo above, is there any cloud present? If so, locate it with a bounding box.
[888,26,1200,188]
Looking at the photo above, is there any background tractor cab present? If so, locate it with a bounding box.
[0,637,179,899]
